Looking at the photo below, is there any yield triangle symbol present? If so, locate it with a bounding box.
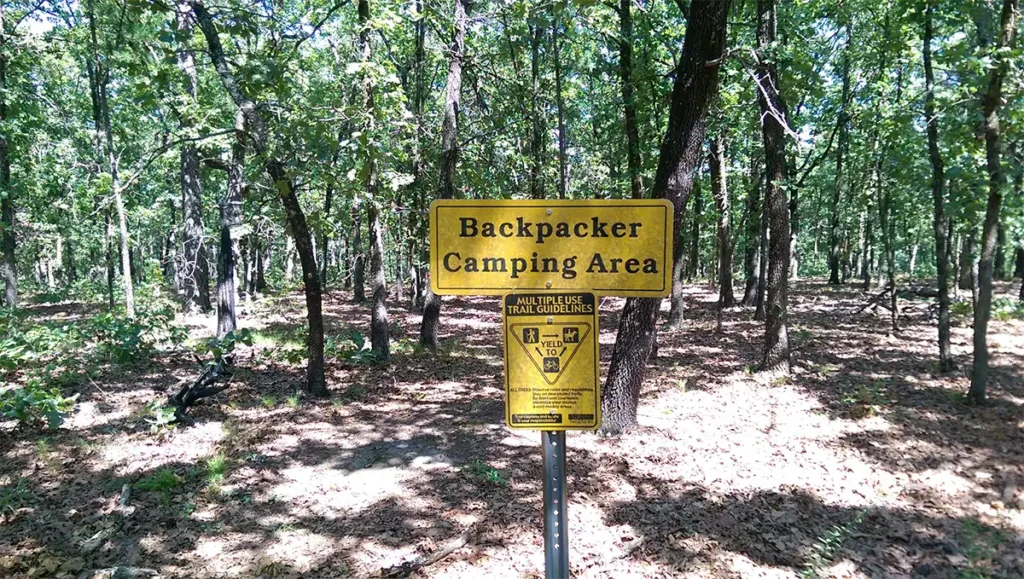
[510,323,592,385]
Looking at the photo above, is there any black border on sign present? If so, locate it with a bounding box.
[503,292,600,431]
[432,201,671,295]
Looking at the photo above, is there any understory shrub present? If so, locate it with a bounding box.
[0,377,78,429]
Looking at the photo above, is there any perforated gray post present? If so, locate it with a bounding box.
[542,430,569,579]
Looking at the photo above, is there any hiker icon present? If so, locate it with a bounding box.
[523,327,539,344]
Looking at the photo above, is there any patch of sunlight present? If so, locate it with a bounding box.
[65,401,132,430]
[190,532,265,577]
[260,529,337,574]
[96,420,224,475]
[449,318,499,330]
[269,464,407,513]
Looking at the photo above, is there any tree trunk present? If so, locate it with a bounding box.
[420,0,467,349]
[177,7,211,314]
[190,0,327,397]
[87,0,135,318]
[600,0,731,435]
[0,20,16,309]
[710,131,735,308]
[619,0,642,199]
[755,0,791,373]
[216,110,245,337]
[351,196,365,301]
[994,223,1006,280]
[754,187,769,321]
[686,178,701,280]
[321,176,334,289]
[742,156,762,306]
[529,21,544,199]
[969,0,1018,404]
[828,26,851,286]
[554,17,568,199]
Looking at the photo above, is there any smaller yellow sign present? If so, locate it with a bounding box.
[503,292,600,430]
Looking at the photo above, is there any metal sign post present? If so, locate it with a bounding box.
[542,430,569,579]
[429,200,672,578]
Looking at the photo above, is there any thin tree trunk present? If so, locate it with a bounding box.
[600,0,731,434]
[828,25,851,285]
[924,1,955,372]
[619,0,642,199]
[742,156,762,306]
[528,21,544,199]
[177,6,211,313]
[351,196,365,301]
[969,0,1018,404]
[190,0,327,397]
[711,131,735,307]
[554,17,568,199]
[358,0,390,361]
[216,110,246,337]
[755,0,791,373]
[687,178,701,280]
[420,0,467,349]
[0,9,16,309]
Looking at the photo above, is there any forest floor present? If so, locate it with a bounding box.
[1,279,1023,579]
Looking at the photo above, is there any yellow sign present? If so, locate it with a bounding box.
[429,199,673,297]
[503,292,600,430]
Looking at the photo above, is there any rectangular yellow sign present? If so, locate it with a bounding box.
[503,292,600,430]
[430,199,673,296]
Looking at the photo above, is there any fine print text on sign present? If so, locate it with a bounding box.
[430,199,673,297]
[503,292,600,430]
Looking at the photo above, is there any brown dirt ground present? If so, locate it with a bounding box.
[1,280,1023,578]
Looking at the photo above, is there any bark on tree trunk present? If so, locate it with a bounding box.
[554,17,568,199]
[0,23,17,310]
[619,0,642,199]
[420,0,467,349]
[969,0,1018,404]
[190,0,327,397]
[529,21,544,199]
[686,178,701,280]
[828,26,851,286]
[710,131,735,308]
[351,196,365,301]
[215,112,245,337]
[357,0,390,360]
[742,156,762,306]
[599,0,731,435]
[755,0,791,373]
[177,7,211,314]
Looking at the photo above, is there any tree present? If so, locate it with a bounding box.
[923,0,954,372]
[968,0,1018,404]
[600,0,731,434]
[617,0,642,199]
[828,23,851,286]
[710,130,735,308]
[420,0,468,350]
[175,4,211,314]
[189,0,328,397]
[754,0,791,373]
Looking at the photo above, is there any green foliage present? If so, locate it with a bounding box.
[462,459,509,487]
[800,510,865,579]
[0,478,32,516]
[136,468,185,504]
[285,394,300,408]
[197,329,253,364]
[260,395,277,408]
[0,378,78,429]
[143,400,177,432]
[958,517,1007,579]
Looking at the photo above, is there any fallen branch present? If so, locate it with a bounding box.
[168,356,234,421]
[379,526,474,578]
